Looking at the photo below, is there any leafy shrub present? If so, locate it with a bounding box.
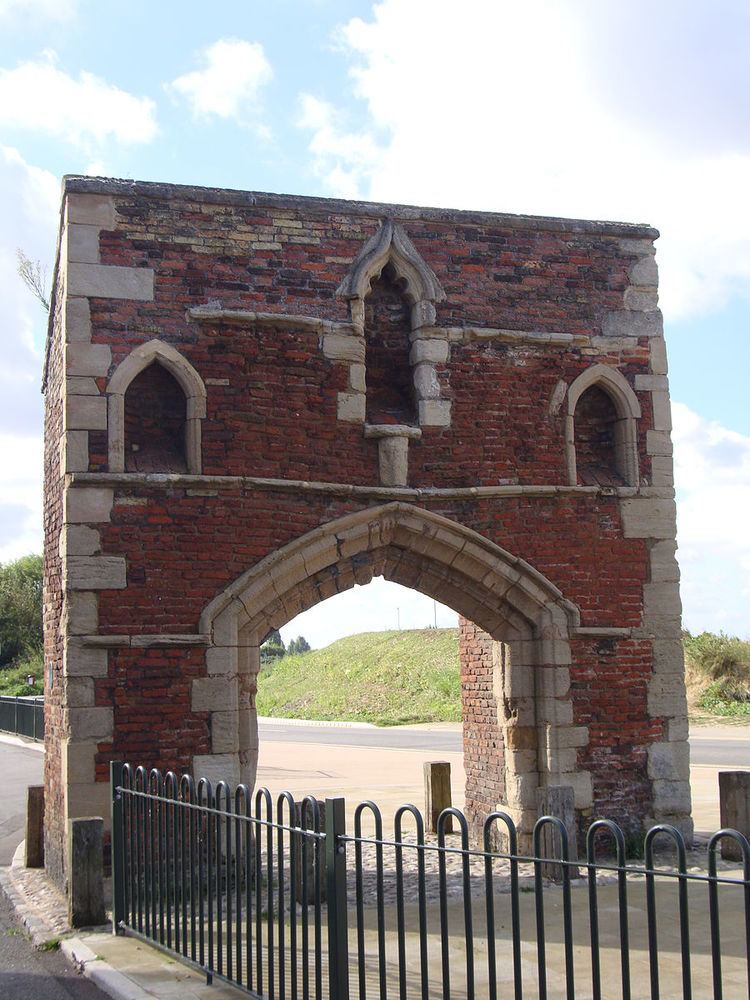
[0,650,44,696]
[0,554,43,666]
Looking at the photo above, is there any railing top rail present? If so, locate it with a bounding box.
[340,831,750,887]
[115,784,326,837]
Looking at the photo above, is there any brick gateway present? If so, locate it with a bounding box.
[43,177,691,883]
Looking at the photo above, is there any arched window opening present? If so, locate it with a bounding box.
[364,263,416,425]
[573,385,624,486]
[124,362,187,472]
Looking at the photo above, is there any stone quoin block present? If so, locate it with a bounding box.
[67,262,154,301]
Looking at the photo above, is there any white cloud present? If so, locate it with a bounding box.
[169,39,272,125]
[298,94,383,199]
[672,402,750,637]
[0,54,158,147]
[299,0,750,321]
[0,0,76,19]
[0,147,57,562]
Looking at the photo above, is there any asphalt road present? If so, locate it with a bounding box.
[0,742,43,867]
[0,890,104,1000]
[0,740,107,1000]
[257,719,750,767]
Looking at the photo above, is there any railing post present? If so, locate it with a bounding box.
[325,797,349,1000]
[110,760,126,935]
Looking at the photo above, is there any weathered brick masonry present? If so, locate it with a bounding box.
[43,176,690,884]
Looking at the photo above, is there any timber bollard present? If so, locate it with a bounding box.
[67,817,105,928]
[536,785,579,881]
[25,785,44,868]
[424,761,453,833]
[719,771,750,861]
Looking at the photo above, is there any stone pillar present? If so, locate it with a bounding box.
[536,785,578,881]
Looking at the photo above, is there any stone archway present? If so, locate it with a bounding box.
[196,502,584,839]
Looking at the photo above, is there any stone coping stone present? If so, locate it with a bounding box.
[62,175,658,239]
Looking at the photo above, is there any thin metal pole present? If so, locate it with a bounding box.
[110,761,125,934]
[326,798,350,1000]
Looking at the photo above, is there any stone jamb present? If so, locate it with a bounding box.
[618,494,692,839]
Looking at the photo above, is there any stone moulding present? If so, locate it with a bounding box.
[336,218,446,310]
[68,471,675,502]
[364,424,423,487]
[76,634,210,648]
[188,306,356,336]
[443,326,590,347]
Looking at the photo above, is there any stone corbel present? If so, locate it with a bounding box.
[364,424,422,487]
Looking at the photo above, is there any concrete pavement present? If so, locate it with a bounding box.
[1,724,749,999]
[0,737,43,866]
[254,720,750,836]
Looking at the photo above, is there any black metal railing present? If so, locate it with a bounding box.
[111,762,750,1000]
[0,694,44,741]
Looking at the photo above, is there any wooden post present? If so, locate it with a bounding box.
[719,771,750,861]
[424,761,453,833]
[67,817,105,928]
[536,785,579,881]
[24,786,44,868]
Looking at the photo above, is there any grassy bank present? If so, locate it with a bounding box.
[685,631,750,722]
[257,626,750,728]
[256,628,460,726]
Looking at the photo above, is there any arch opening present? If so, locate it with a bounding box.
[573,384,623,486]
[106,338,206,474]
[124,362,188,472]
[565,364,641,487]
[364,263,416,425]
[197,503,585,843]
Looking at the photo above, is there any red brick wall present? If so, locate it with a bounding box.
[94,647,209,780]
[94,492,648,634]
[45,181,674,866]
[570,636,662,830]
[43,268,66,884]
[459,619,505,833]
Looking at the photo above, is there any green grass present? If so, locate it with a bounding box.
[0,649,44,696]
[684,631,750,719]
[256,629,460,727]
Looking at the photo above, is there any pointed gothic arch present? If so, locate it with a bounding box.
[336,219,446,330]
[565,363,641,487]
[106,340,206,474]
[197,502,584,840]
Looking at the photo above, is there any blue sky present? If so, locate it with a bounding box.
[0,0,748,644]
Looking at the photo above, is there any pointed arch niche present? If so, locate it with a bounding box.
[197,502,585,843]
[337,220,448,484]
[107,339,206,474]
[565,364,641,487]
